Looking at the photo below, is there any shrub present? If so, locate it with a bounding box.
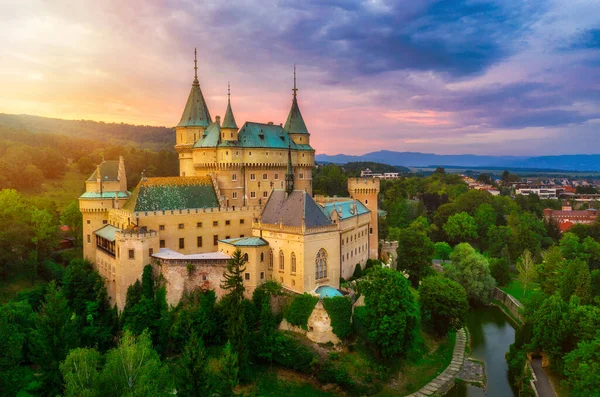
[38,260,64,282]
[271,332,316,373]
[322,296,352,338]
[283,294,318,330]
[419,276,469,337]
[352,264,362,279]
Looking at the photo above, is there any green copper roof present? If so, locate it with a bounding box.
[177,80,212,128]
[80,192,130,199]
[320,200,370,220]
[122,176,219,211]
[94,225,120,242]
[283,97,309,135]
[219,237,268,247]
[86,160,119,182]
[193,122,314,150]
[221,99,237,129]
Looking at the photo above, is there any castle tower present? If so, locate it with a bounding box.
[175,48,212,177]
[348,178,380,259]
[284,65,310,147]
[221,82,238,142]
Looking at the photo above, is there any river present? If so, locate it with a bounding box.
[446,306,517,397]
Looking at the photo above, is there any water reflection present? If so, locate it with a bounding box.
[446,306,516,397]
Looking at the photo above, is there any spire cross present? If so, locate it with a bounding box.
[193,48,198,81]
[292,63,298,98]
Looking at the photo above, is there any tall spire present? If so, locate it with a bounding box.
[284,64,309,135]
[222,81,238,130]
[193,48,198,84]
[285,142,295,195]
[177,48,212,128]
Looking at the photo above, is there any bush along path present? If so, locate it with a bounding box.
[405,328,467,397]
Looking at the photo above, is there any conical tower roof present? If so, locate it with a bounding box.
[221,82,238,129]
[283,65,309,135]
[177,49,212,128]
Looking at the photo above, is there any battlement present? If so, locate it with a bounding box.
[347,177,380,192]
[253,221,338,235]
[116,230,159,240]
[128,205,262,219]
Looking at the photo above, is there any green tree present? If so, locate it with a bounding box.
[560,259,591,303]
[30,281,79,396]
[60,347,102,397]
[489,257,511,286]
[443,212,478,244]
[61,201,83,247]
[0,189,33,279]
[446,243,496,305]
[564,333,600,396]
[220,249,249,381]
[516,249,537,297]
[0,308,29,397]
[173,332,210,397]
[487,225,514,259]
[352,263,362,279]
[216,341,239,397]
[396,226,435,288]
[474,203,496,239]
[100,330,172,397]
[419,276,469,337]
[538,247,566,295]
[434,242,452,262]
[360,267,419,358]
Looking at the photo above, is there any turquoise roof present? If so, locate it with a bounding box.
[177,80,212,128]
[80,191,130,199]
[94,224,120,242]
[316,286,343,298]
[284,97,309,135]
[221,99,238,129]
[219,237,268,247]
[320,200,370,220]
[194,122,314,151]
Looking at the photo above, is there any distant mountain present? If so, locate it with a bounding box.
[316,150,600,171]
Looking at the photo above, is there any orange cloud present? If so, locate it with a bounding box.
[383,110,452,126]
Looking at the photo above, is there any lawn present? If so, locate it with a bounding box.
[500,278,540,304]
[376,331,456,396]
[246,367,340,397]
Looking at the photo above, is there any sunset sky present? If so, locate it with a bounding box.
[1,0,599,156]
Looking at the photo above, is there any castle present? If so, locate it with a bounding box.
[79,51,379,309]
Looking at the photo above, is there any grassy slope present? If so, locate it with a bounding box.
[500,278,541,304]
[23,170,87,211]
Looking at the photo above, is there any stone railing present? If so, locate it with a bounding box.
[493,287,524,323]
[254,221,339,235]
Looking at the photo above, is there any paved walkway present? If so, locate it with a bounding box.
[405,328,467,397]
[531,358,557,397]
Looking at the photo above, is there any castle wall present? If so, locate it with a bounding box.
[348,178,380,259]
[339,213,371,279]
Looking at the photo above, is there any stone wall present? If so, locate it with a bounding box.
[156,260,229,306]
[380,240,398,268]
[493,287,523,323]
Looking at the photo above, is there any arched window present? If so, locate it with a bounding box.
[269,249,273,269]
[315,249,327,280]
[291,252,296,273]
[279,250,284,270]
[243,253,249,262]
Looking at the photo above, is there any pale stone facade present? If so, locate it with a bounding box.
[79,54,379,310]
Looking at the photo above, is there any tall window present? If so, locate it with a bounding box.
[315,249,327,280]
[291,252,297,273]
[279,250,284,270]
[269,249,273,269]
[260,252,265,262]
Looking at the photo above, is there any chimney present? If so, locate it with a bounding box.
[268,121,274,125]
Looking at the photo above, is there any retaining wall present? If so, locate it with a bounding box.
[492,287,524,323]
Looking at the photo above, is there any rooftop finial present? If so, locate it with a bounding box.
[193,48,198,83]
[292,63,298,99]
[227,81,231,102]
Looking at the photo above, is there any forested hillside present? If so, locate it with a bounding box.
[0,114,174,151]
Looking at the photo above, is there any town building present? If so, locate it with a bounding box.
[543,206,599,232]
[79,52,379,309]
[516,187,561,199]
